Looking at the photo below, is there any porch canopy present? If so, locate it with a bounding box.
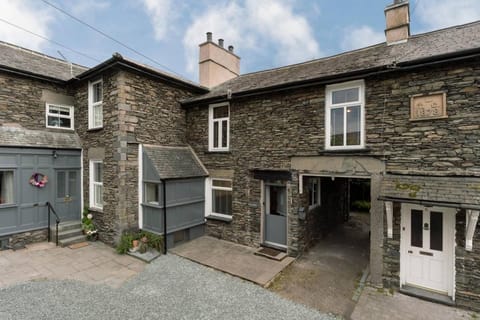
[379,174,480,210]
[0,125,81,149]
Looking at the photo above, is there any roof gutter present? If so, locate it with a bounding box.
[182,47,480,107]
[0,65,67,84]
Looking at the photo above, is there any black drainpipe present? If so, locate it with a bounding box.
[161,178,167,254]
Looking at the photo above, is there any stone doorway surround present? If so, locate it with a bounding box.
[291,155,385,285]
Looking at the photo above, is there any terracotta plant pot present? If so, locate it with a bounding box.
[132,240,139,248]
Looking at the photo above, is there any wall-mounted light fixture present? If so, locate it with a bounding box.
[52,150,58,159]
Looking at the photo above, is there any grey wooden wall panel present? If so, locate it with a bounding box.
[0,147,81,236]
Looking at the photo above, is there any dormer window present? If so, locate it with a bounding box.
[88,79,103,129]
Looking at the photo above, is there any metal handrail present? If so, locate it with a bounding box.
[46,202,60,246]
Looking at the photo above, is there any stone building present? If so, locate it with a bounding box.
[0,0,479,311]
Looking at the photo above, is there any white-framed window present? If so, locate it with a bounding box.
[208,102,229,151]
[89,160,103,210]
[88,79,103,129]
[0,170,14,205]
[210,178,232,218]
[144,182,159,205]
[46,104,74,130]
[309,178,321,207]
[325,80,365,150]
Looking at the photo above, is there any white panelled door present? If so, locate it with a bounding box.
[400,204,455,296]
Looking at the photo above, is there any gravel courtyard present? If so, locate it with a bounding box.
[0,254,336,320]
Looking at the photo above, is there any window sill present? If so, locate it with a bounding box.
[88,207,103,213]
[319,147,371,155]
[46,127,75,131]
[206,214,232,223]
[87,127,103,132]
[205,150,232,155]
[0,203,17,209]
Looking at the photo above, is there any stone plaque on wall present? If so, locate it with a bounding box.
[410,92,447,121]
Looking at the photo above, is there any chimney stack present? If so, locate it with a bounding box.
[199,32,240,88]
[385,0,410,44]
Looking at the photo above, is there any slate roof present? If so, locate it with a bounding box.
[0,41,88,81]
[0,126,82,149]
[184,21,480,104]
[380,174,480,208]
[143,145,208,179]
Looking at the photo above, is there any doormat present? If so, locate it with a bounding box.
[254,247,287,261]
[69,242,89,249]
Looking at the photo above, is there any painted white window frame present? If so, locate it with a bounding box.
[208,102,230,152]
[309,177,321,208]
[88,79,103,129]
[325,80,365,150]
[0,169,15,206]
[207,178,233,220]
[89,160,103,210]
[144,182,160,205]
[45,103,74,130]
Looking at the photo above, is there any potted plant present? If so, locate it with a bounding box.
[82,209,98,241]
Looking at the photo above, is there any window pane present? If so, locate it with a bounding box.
[430,211,443,251]
[93,104,103,127]
[332,87,359,104]
[212,189,232,215]
[0,171,14,204]
[213,105,228,118]
[269,186,286,216]
[346,105,361,146]
[60,118,71,128]
[93,82,102,103]
[330,108,344,146]
[221,120,228,148]
[94,184,103,207]
[411,209,423,248]
[57,171,66,198]
[145,183,159,204]
[212,180,232,188]
[94,163,102,183]
[68,171,77,196]
[213,121,219,148]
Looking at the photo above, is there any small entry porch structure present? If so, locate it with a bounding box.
[140,145,208,249]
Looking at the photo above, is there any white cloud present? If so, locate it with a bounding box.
[69,0,110,16]
[416,0,480,30]
[0,0,53,50]
[141,0,172,41]
[341,26,384,51]
[182,0,320,77]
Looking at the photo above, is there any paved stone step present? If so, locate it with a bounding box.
[56,228,84,241]
[50,220,82,233]
[58,234,87,247]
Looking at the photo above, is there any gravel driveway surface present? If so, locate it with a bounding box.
[0,254,336,320]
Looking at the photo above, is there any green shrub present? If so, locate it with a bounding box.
[352,200,371,212]
[115,230,164,254]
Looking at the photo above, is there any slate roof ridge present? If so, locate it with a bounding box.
[0,40,89,71]
[210,19,480,89]
[119,56,206,90]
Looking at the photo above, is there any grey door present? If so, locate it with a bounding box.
[54,170,80,222]
[264,184,287,248]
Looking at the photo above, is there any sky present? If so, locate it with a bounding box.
[1,0,480,83]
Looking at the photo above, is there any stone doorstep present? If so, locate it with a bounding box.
[400,285,455,306]
[254,247,288,261]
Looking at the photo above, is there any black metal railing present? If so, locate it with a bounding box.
[46,202,60,246]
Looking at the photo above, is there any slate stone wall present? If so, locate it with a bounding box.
[187,57,480,302]
[9,229,48,246]
[382,202,401,288]
[455,210,480,311]
[75,69,196,245]
[0,72,72,130]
